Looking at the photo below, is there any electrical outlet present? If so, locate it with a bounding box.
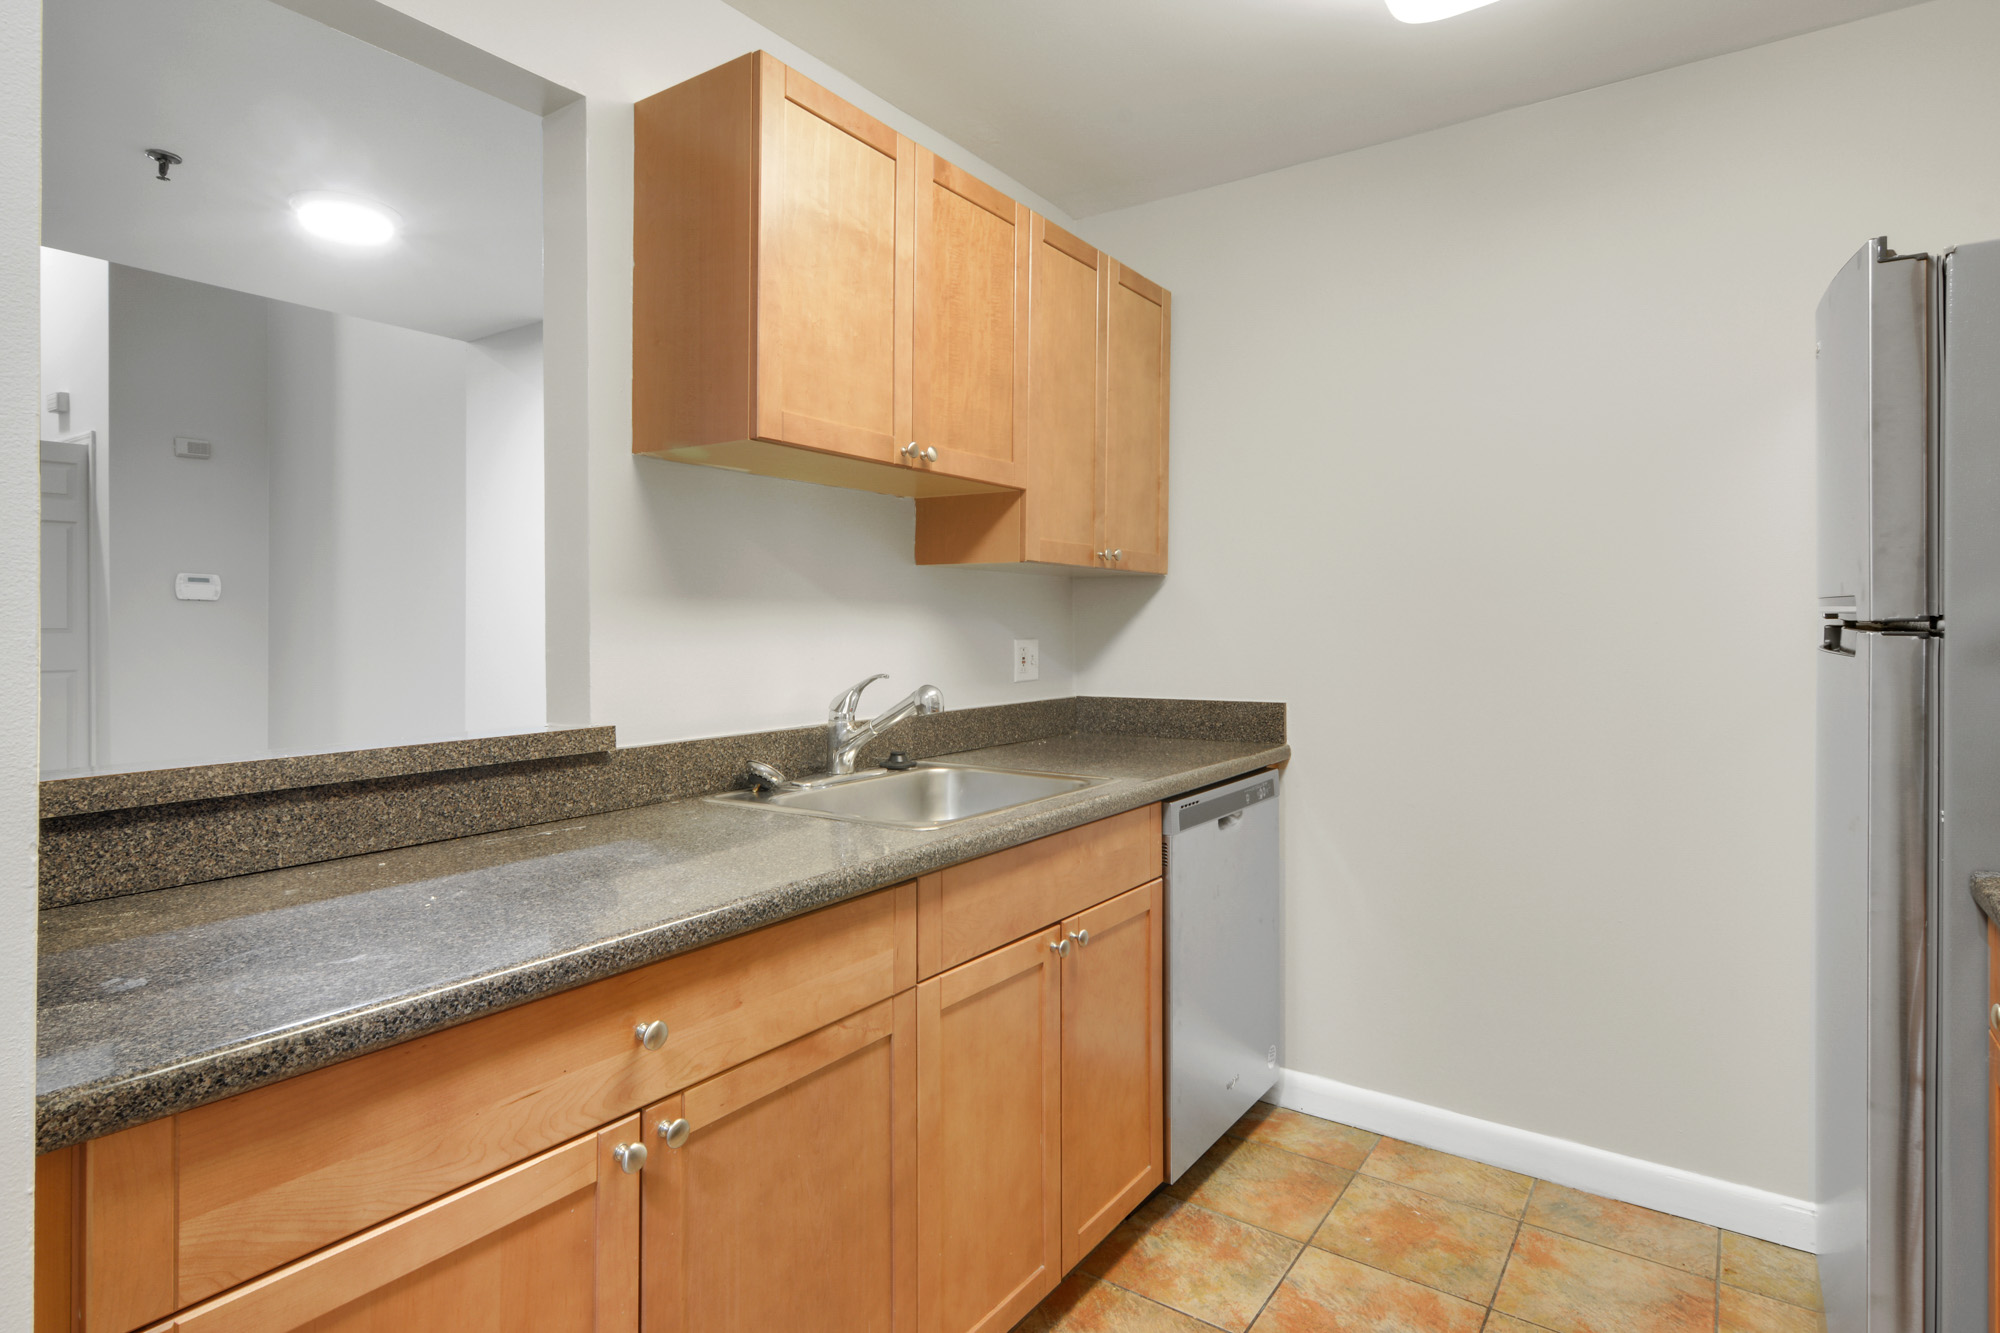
[1012,638,1039,683]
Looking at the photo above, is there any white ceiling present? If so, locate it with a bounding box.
[722,0,1928,218]
[43,0,543,342]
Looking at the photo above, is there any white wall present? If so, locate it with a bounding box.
[268,303,468,753]
[1,0,38,1317]
[374,0,1082,745]
[1069,0,2000,1200]
[105,265,272,768]
[465,321,546,736]
[37,249,106,447]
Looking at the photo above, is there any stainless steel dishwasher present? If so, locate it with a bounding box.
[1164,767,1282,1181]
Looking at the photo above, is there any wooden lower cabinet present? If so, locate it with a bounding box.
[641,996,918,1333]
[46,805,1174,1333]
[917,929,1064,1333]
[1059,880,1165,1270]
[140,1119,641,1333]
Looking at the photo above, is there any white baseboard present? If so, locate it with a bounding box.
[1272,1068,1818,1253]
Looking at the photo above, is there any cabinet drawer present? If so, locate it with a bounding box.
[917,805,1159,977]
[77,883,914,1327]
[142,1119,640,1333]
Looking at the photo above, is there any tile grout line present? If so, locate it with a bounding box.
[1079,1116,1822,1333]
[1713,1224,1722,1333]
[1234,1123,1762,1291]
[1483,1176,1533,1330]
[1238,1165,1355,1332]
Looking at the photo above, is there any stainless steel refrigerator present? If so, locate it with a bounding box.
[1817,235,2000,1333]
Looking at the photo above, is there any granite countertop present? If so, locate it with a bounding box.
[1972,872,2000,929]
[38,733,1287,1152]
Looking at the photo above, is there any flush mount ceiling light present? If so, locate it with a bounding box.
[1386,0,1504,21]
[290,193,399,246]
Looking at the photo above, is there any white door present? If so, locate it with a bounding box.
[41,436,93,775]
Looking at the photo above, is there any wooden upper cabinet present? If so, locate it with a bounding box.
[634,52,1016,500]
[915,223,1169,575]
[912,151,1028,490]
[1099,261,1170,574]
[1026,218,1104,566]
[755,59,908,465]
[641,997,916,1333]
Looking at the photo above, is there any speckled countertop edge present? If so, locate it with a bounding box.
[42,725,619,817]
[37,739,1287,1151]
[1971,872,2000,930]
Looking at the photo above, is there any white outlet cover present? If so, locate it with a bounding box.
[1013,638,1040,682]
[175,572,222,601]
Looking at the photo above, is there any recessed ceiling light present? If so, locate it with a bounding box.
[291,194,399,247]
[1386,0,1504,22]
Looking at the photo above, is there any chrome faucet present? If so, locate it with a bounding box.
[828,674,943,775]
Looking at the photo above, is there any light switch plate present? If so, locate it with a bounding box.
[1013,639,1039,682]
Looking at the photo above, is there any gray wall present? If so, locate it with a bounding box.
[104,264,272,768]
[268,302,468,753]
[1070,0,2000,1203]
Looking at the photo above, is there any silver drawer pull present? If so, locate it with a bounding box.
[657,1117,691,1148]
[1051,937,1070,957]
[1070,929,1090,948]
[612,1142,647,1173]
[635,1020,669,1051]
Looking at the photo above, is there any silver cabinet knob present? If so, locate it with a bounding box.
[921,446,938,463]
[657,1117,691,1149]
[612,1142,647,1173]
[1051,937,1070,957]
[635,1020,669,1051]
[902,441,920,459]
[1109,549,1123,562]
[1991,1003,2000,1033]
[1069,928,1090,948]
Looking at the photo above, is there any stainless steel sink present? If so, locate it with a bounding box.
[708,763,1106,830]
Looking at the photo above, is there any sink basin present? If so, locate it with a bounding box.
[708,763,1106,830]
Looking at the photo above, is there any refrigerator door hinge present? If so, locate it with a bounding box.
[1873,236,1931,264]
[1820,614,1943,655]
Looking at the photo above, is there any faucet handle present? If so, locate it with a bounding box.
[829,673,889,721]
[745,761,790,793]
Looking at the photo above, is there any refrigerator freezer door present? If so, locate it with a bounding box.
[1818,240,1931,622]
[1934,239,2000,1333]
[1816,238,1931,1333]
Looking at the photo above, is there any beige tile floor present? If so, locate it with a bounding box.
[1012,1103,1826,1333]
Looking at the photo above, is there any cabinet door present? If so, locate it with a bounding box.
[1099,261,1170,573]
[1059,880,1165,1269]
[917,930,1062,1333]
[149,1120,640,1333]
[642,997,916,1333]
[912,151,1026,489]
[755,56,915,466]
[1025,216,1102,566]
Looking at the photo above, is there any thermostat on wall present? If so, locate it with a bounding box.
[175,573,221,602]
